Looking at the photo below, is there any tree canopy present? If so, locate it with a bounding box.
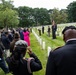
[0,0,76,28]
[0,0,19,28]
[67,1,76,22]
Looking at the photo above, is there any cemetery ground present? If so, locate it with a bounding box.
[33,26,65,50]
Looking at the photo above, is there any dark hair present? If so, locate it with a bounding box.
[8,46,27,70]
[9,40,28,68]
[14,46,27,59]
[62,26,76,34]
[23,29,27,32]
[14,32,20,39]
[5,31,8,35]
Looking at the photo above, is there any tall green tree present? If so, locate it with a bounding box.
[0,0,19,28]
[17,6,34,27]
[1,0,14,9]
[59,9,68,23]
[50,8,60,24]
[50,8,68,24]
[33,8,50,26]
[67,1,76,22]
[17,7,51,27]
[0,8,19,27]
[38,8,50,25]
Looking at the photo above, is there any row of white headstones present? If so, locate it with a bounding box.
[32,29,53,56]
[32,22,76,56]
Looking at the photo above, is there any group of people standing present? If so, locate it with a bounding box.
[1,28,31,58]
[0,25,76,75]
[41,20,57,39]
[0,27,42,75]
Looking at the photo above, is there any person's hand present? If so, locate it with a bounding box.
[27,46,32,54]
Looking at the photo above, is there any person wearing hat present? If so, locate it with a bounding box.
[45,26,76,75]
[6,40,42,75]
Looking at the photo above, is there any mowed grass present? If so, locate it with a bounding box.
[33,28,65,50]
[30,32,47,75]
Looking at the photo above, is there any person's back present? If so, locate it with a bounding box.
[19,29,24,40]
[0,42,9,74]
[9,58,32,75]
[49,44,76,75]
[8,30,13,42]
[10,32,20,53]
[23,29,30,46]
[51,20,57,39]
[45,26,76,75]
[42,26,44,34]
[47,26,50,37]
[48,26,50,32]
[6,40,42,75]
[1,32,10,49]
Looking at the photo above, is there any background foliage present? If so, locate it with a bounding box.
[0,0,76,28]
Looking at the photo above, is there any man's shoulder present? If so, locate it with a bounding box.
[53,46,64,51]
[50,46,65,56]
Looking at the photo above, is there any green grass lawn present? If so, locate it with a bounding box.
[30,32,47,75]
[33,27,65,50]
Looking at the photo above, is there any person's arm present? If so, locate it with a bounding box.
[45,52,56,75]
[27,47,42,72]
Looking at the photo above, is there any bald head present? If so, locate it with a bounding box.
[62,26,76,42]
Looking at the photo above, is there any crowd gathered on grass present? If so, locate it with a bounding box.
[0,27,45,75]
[0,23,76,75]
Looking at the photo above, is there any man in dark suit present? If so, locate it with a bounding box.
[0,41,9,74]
[51,20,57,39]
[1,31,10,58]
[45,26,76,75]
[42,26,44,34]
[47,26,51,37]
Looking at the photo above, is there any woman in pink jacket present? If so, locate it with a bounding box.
[23,28,30,46]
